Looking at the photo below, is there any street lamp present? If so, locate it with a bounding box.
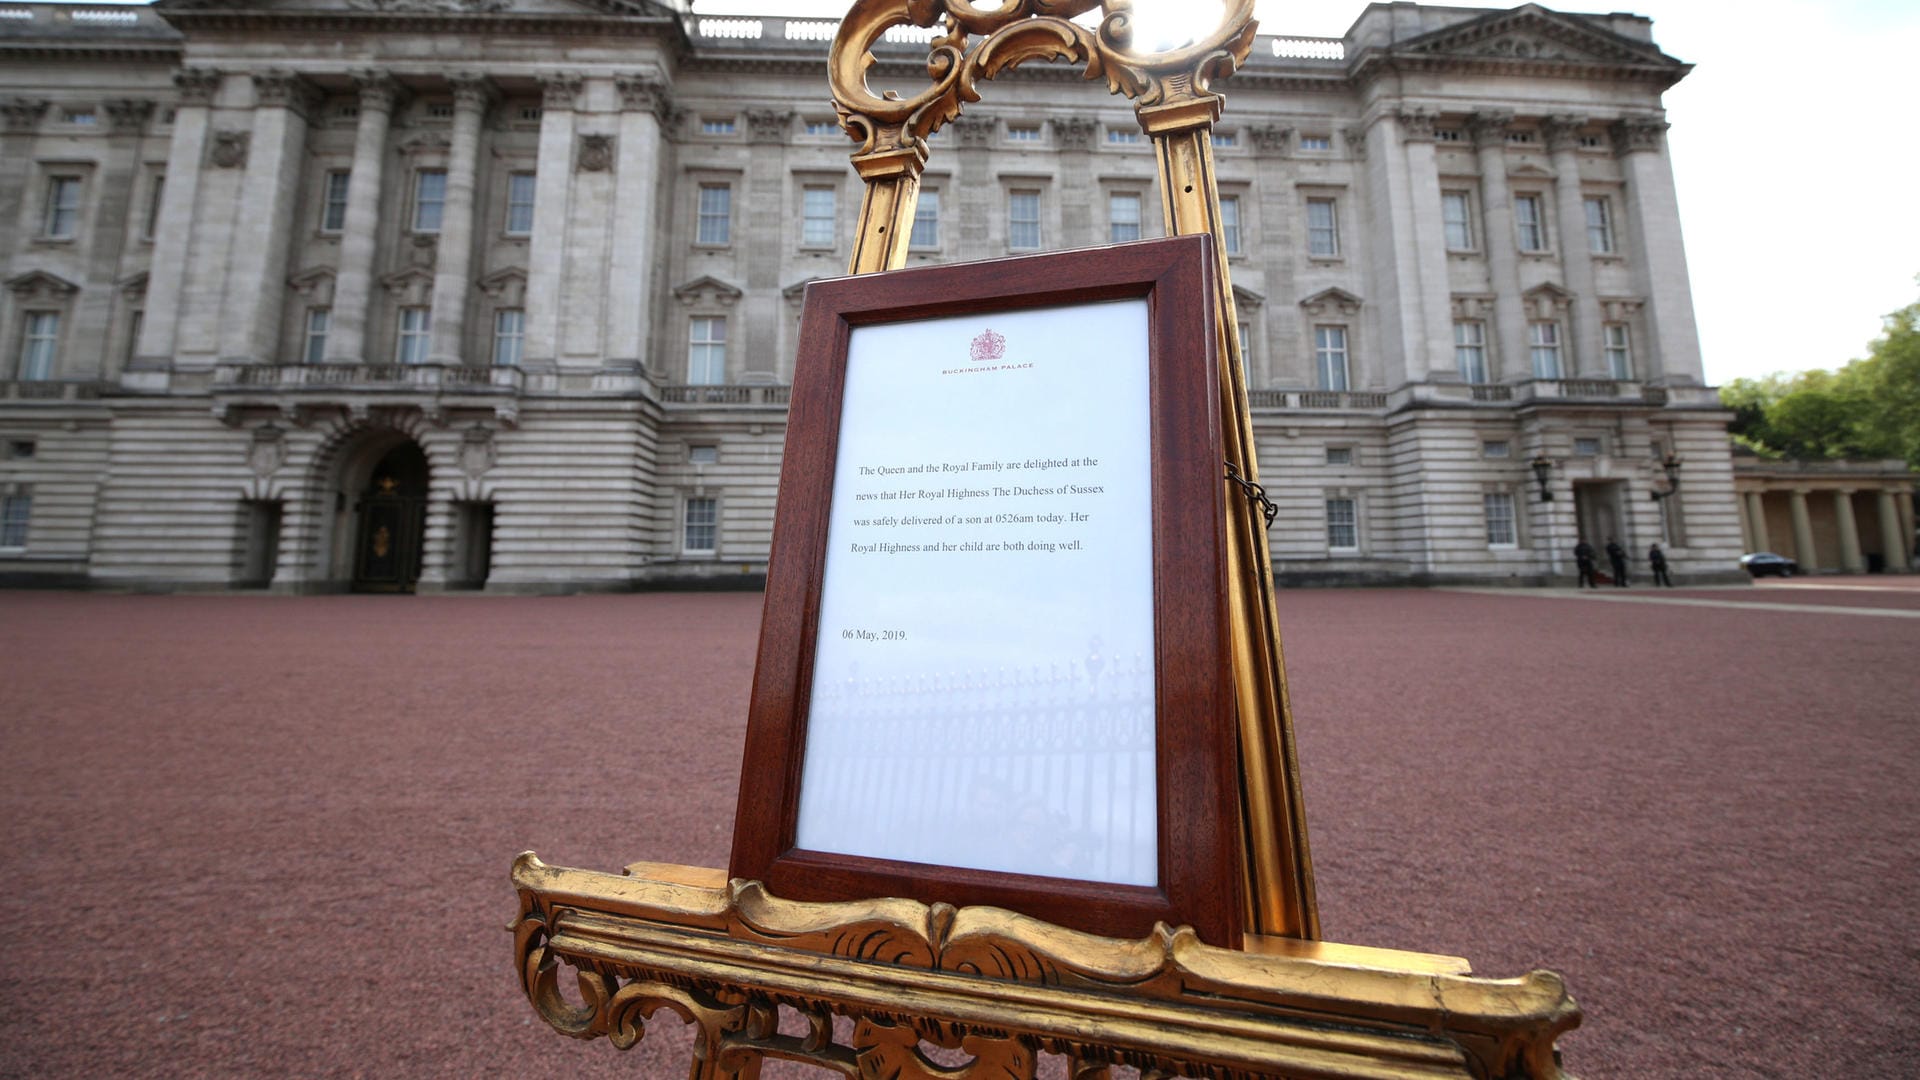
[1650,452,1682,501]
[1530,454,1555,502]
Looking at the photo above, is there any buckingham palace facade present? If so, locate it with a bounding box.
[0,0,1743,591]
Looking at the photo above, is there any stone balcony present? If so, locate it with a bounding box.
[0,379,105,403]
[658,384,792,407]
[1248,389,1389,411]
[208,363,523,426]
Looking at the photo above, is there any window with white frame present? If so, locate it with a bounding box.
[1325,497,1358,551]
[1584,195,1615,254]
[493,308,524,367]
[1008,189,1041,250]
[505,172,535,235]
[688,445,719,466]
[1218,194,1242,256]
[319,170,350,233]
[1442,190,1474,250]
[1482,440,1511,459]
[144,175,165,240]
[1604,323,1633,380]
[1006,124,1041,142]
[62,108,96,126]
[910,190,940,249]
[395,307,431,364]
[18,312,59,381]
[1313,325,1349,391]
[1306,197,1339,256]
[0,490,30,549]
[303,308,330,365]
[1212,130,1237,148]
[1108,192,1141,243]
[1514,194,1547,252]
[4,440,33,461]
[1528,321,1562,378]
[1573,436,1602,457]
[44,177,82,239]
[804,119,837,136]
[124,310,142,366]
[1298,134,1331,151]
[696,184,732,245]
[1484,492,1518,547]
[683,496,717,553]
[1454,321,1489,383]
[1325,446,1353,466]
[1106,129,1141,145]
[1236,320,1251,370]
[688,316,726,384]
[801,185,837,247]
[700,117,736,135]
[411,170,447,233]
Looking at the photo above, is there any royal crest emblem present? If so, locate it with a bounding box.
[969,328,1006,362]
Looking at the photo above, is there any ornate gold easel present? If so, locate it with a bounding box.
[511,4,1581,1075]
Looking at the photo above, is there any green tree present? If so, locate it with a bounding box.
[1719,286,1920,468]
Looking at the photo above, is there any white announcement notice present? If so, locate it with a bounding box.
[794,299,1157,886]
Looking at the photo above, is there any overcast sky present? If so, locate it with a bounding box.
[684,0,1920,386]
[72,0,1920,385]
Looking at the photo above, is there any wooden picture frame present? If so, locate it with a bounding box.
[729,235,1244,946]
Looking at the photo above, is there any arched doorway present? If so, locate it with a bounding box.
[351,442,429,593]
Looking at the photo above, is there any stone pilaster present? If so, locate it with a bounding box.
[605,73,669,371]
[136,70,220,368]
[327,73,402,364]
[1050,116,1096,245]
[1543,114,1606,377]
[1875,489,1905,572]
[1833,490,1864,573]
[1395,108,1455,382]
[0,99,50,268]
[60,99,154,378]
[1789,488,1817,571]
[1613,116,1701,384]
[1469,110,1526,381]
[1745,490,1770,552]
[741,108,791,380]
[523,73,580,370]
[218,72,316,364]
[948,116,995,261]
[427,74,494,366]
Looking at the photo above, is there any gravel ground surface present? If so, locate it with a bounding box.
[2,587,1916,1078]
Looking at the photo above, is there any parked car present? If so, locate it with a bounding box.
[1739,552,1799,578]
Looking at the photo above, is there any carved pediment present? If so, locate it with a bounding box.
[1398,5,1679,66]
[782,277,825,305]
[116,271,150,298]
[478,266,527,301]
[673,275,743,307]
[1523,282,1572,317]
[1231,284,1265,310]
[1299,287,1363,317]
[379,265,435,304]
[5,270,80,300]
[288,266,336,301]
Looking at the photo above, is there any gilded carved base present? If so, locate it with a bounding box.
[511,855,1580,1079]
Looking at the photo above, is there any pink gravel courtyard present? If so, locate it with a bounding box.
[2,584,1917,1078]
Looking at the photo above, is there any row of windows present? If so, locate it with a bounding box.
[1453,319,1634,382]
[317,169,536,236]
[1323,491,1519,553]
[1441,190,1618,256]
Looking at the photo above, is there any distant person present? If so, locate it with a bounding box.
[1605,538,1629,587]
[1574,539,1598,589]
[1648,543,1673,587]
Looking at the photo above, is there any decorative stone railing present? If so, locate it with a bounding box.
[685,15,1344,63]
[1248,389,1387,410]
[211,363,523,393]
[0,379,105,401]
[1470,383,1514,402]
[659,384,792,406]
[1268,36,1345,60]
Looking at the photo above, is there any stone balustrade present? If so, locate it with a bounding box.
[0,380,105,401]
[211,363,523,394]
[1247,389,1388,411]
[659,384,792,407]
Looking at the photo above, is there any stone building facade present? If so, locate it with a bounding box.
[1732,454,1917,575]
[0,0,1745,591]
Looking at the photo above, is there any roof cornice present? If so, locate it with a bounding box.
[157,8,683,40]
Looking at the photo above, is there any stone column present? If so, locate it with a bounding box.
[221,72,315,364]
[1833,490,1864,573]
[1613,117,1702,384]
[1901,491,1918,569]
[523,73,580,370]
[1468,111,1526,380]
[136,69,221,366]
[1789,488,1817,571]
[606,73,668,371]
[1876,489,1905,572]
[1395,109,1456,382]
[740,107,792,381]
[1543,115,1606,377]
[426,74,493,366]
[67,99,154,378]
[1745,491,1771,552]
[1050,116,1096,245]
[0,98,50,278]
[326,73,402,364]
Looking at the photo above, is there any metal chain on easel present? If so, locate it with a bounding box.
[1224,461,1277,529]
